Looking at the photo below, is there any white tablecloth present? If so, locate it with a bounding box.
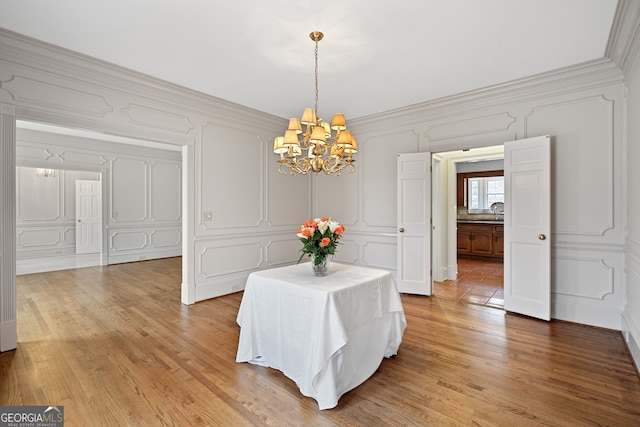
[235,262,406,410]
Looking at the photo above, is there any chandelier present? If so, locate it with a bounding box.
[274,31,358,175]
[36,168,56,178]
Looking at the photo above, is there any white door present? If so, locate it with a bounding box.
[504,135,551,320]
[397,152,431,295]
[76,179,101,254]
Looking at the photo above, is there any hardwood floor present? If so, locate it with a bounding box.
[2,257,639,426]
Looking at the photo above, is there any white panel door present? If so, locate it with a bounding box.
[76,180,101,254]
[397,152,431,295]
[504,135,551,320]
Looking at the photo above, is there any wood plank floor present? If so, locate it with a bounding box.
[2,257,639,426]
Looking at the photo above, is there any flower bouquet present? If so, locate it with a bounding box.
[297,217,345,276]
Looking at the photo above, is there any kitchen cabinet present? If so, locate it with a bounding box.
[492,225,504,256]
[457,222,503,259]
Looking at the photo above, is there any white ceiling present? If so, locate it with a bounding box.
[0,0,619,121]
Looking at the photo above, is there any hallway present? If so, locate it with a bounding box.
[433,257,504,309]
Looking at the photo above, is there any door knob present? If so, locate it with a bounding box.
[77,219,81,223]
[399,228,405,233]
[538,234,546,240]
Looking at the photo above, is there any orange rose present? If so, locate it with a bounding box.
[321,237,331,247]
[305,220,318,228]
[300,228,313,237]
[334,225,345,236]
[320,217,330,222]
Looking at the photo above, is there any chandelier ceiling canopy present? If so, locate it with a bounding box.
[274,31,357,176]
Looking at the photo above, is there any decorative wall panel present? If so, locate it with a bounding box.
[362,240,397,270]
[111,157,147,222]
[525,95,615,237]
[426,112,516,142]
[201,123,263,228]
[150,229,181,247]
[57,150,107,166]
[16,146,54,161]
[362,130,418,227]
[314,171,359,226]
[17,168,60,221]
[63,228,75,245]
[266,238,302,266]
[552,245,624,329]
[151,162,181,221]
[0,76,112,117]
[553,255,614,299]
[198,242,262,278]
[122,103,194,134]
[268,160,310,227]
[333,239,359,264]
[110,231,147,251]
[17,229,60,247]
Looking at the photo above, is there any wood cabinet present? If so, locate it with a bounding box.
[457,222,503,259]
[492,226,504,256]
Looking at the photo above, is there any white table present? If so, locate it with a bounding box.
[235,262,406,410]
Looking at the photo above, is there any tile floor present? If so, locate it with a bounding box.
[433,257,504,309]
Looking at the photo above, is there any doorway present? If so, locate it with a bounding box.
[15,166,103,274]
[431,145,505,308]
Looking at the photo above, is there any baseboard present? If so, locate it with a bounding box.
[552,300,622,330]
[0,319,17,352]
[622,311,640,374]
[195,276,247,302]
[17,247,75,259]
[107,249,181,265]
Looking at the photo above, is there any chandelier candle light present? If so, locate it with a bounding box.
[274,31,358,175]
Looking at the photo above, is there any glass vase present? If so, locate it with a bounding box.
[312,256,330,276]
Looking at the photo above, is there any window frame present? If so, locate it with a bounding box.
[456,170,504,213]
[467,176,504,212]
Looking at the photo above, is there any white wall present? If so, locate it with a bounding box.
[325,59,626,331]
[16,129,183,264]
[622,22,640,372]
[16,166,99,259]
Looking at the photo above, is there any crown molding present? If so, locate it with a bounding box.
[0,28,286,131]
[606,0,640,81]
[352,58,624,128]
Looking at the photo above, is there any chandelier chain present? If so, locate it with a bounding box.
[314,38,319,115]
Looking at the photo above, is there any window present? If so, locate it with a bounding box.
[468,176,504,212]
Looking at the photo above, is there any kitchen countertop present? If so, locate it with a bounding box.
[457,220,504,225]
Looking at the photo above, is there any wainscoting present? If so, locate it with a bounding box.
[16,254,100,275]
